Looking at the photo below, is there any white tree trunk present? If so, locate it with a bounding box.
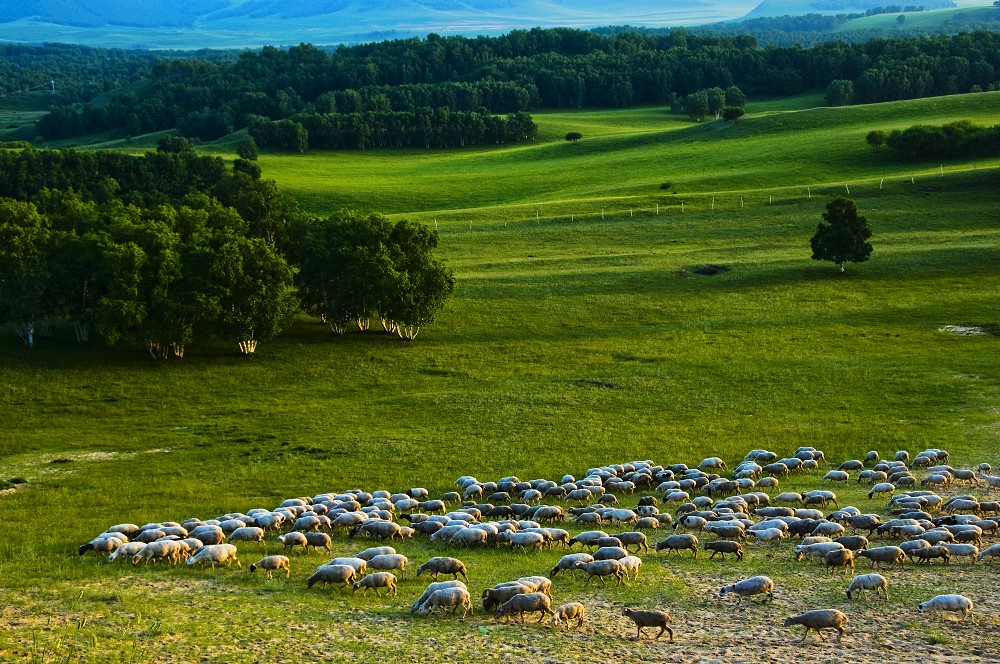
[15,321,34,349]
[74,323,90,343]
[356,317,370,332]
[397,324,420,340]
[237,339,258,355]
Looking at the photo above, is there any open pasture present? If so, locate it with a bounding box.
[1,93,999,661]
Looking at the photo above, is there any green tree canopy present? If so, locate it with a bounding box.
[722,106,745,123]
[866,129,888,151]
[810,197,873,273]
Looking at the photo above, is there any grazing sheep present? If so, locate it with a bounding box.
[482,582,533,611]
[794,542,845,562]
[568,530,610,549]
[593,545,628,561]
[976,542,1000,563]
[277,532,308,553]
[496,592,553,623]
[186,543,240,569]
[824,470,850,483]
[613,531,649,553]
[783,610,848,642]
[366,553,409,578]
[825,548,855,574]
[911,545,951,565]
[225,527,264,545]
[856,546,906,568]
[550,553,594,578]
[307,564,356,590]
[941,543,979,562]
[705,540,744,561]
[619,555,643,580]
[302,531,332,552]
[107,541,146,563]
[132,539,183,566]
[552,602,586,629]
[353,572,398,597]
[846,573,888,600]
[249,555,290,579]
[79,536,123,557]
[655,534,698,558]
[327,557,368,575]
[719,576,774,604]
[516,575,553,597]
[416,557,468,581]
[573,559,625,585]
[419,587,474,618]
[622,608,673,641]
[411,580,466,613]
[918,594,973,621]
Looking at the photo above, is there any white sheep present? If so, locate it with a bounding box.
[225,527,264,545]
[618,555,642,580]
[249,555,290,579]
[552,602,586,629]
[918,594,974,621]
[719,576,775,604]
[845,573,888,600]
[307,564,356,590]
[353,572,398,596]
[277,532,308,553]
[418,587,473,618]
[186,543,240,569]
[411,580,467,613]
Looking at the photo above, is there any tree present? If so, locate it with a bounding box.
[682,90,710,122]
[706,87,726,119]
[825,79,854,107]
[866,129,888,151]
[722,106,745,124]
[810,197,873,273]
[236,136,259,160]
[0,200,52,348]
[565,132,583,142]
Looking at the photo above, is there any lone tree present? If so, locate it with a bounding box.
[866,129,887,151]
[565,132,583,142]
[722,106,745,124]
[810,197,873,273]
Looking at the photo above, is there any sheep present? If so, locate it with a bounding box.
[673,515,707,532]
[705,540,744,561]
[719,575,774,604]
[249,555,290,579]
[823,470,850,482]
[613,531,649,553]
[306,564,356,590]
[593,545,628,561]
[622,608,673,641]
[450,528,489,548]
[911,545,951,565]
[496,592,553,623]
[552,602,586,629]
[277,532,308,553]
[419,587,474,618]
[411,580,466,613]
[573,559,625,585]
[482,582,533,611]
[79,535,123,557]
[352,572,398,597]
[655,534,698,558]
[132,539,183,566]
[976,542,1000,563]
[918,594,973,621]
[783,609,848,642]
[302,531,332,552]
[794,542,844,562]
[366,553,409,578]
[327,557,368,575]
[416,557,468,581]
[549,553,594,578]
[856,546,906,568]
[748,528,787,544]
[941,543,979,562]
[825,548,855,574]
[108,541,146,563]
[225,527,264,545]
[618,555,642,580]
[846,573,888,600]
[568,530,609,549]
[832,535,869,551]
[186,543,240,569]
[868,483,895,499]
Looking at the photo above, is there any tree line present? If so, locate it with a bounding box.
[867,120,1000,159]
[249,110,537,151]
[29,29,1000,143]
[0,142,455,356]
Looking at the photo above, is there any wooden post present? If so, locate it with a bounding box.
[712,197,715,210]
[681,202,684,213]
[769,195,772,204]
[740,197,744,208]
[879,178,883,189]
[434,220,438,230]
[630,209,633,217]
[656,204,659,215]
[602,209,605,219]
[845,184,850,194]
[808,186,811,199]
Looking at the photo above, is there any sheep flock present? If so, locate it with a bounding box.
[79,446,998,646]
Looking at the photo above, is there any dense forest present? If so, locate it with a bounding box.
[0,141,455,355]
[17,28,1000,148]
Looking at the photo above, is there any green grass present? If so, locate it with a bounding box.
[1,92,999,661]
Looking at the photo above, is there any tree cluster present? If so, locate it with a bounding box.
[250,110,537,152]
[672,85,746,121]
[880,120,1000,160]
[30,30,1000,143]
[0,144,455,356]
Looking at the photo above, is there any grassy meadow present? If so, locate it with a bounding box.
[1,91,999,661]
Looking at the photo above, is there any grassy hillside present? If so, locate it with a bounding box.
[0,93,998,661]
[249,92,1000,218]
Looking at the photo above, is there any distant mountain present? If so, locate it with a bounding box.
[743,0,956,20]
[0,0,758,48]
